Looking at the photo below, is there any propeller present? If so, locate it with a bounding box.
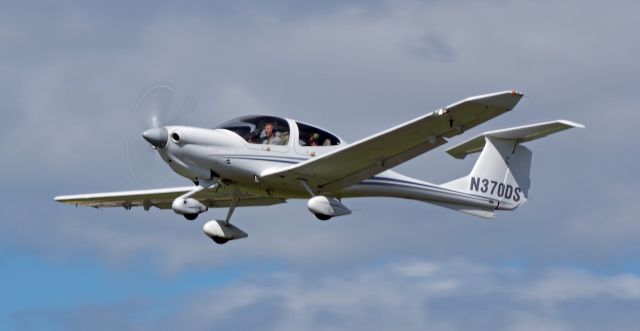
[126,84,183,187]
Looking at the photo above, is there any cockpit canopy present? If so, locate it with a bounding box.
[215,115,342,146]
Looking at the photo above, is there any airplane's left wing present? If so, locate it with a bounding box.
[55,186,285,210]
[260,91,523,193]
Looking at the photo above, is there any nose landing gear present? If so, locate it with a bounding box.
[202,196,248,245]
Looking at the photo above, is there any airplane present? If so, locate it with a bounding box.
[55,90,583,244]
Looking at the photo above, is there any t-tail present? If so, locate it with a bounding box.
[439,120,584,217]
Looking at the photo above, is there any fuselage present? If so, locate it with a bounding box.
[155,116,501,212]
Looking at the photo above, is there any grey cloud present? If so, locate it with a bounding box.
[4,2,640,330]
[1,0,640,274]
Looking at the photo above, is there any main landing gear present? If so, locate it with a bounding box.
[171,181,217,220]
[170,179,248,245]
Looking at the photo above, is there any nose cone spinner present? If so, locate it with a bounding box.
[142,127,168,148]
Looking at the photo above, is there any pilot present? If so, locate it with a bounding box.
[262,122,282,145]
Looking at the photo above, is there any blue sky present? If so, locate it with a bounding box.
[2,0,640,330]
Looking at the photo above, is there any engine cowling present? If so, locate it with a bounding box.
[307,196,351,220]
[171,197,207,215]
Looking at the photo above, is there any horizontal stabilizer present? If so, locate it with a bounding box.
[446,120,585,159]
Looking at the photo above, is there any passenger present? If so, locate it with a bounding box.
[308,133,320,146]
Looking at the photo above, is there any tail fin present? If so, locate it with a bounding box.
[442,120,584,211]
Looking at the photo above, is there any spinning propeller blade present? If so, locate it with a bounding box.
[126,84,182,186]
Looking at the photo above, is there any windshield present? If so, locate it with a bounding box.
[215,116,290,145]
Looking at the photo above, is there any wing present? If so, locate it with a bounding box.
[260,90,524,193]
[55,186,285,210]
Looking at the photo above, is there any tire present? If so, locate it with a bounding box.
[314,213,332,221]
[212,236,229,245]
[184,213,198,221]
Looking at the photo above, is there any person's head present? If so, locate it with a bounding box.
[264,123,274,137]
[309,133,319,145]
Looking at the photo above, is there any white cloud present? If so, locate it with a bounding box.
[523,269,640,303]
[167,261,640,331]
[13,259,640,330]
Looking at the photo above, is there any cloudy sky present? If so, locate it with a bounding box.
[2,0,639,330]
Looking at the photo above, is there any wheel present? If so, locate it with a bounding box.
[314,213,332,221]
[184,213,198,221]
[212,236,229,245]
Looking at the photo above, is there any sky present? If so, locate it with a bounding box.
[1,0,639,330]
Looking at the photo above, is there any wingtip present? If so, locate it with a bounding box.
[557,119,586,129]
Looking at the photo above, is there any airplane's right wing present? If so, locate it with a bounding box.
[260,90,524,193]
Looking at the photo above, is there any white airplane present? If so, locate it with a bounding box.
[55,90,583,244]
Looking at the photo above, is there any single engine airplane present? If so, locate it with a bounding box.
[55,90,583,244]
